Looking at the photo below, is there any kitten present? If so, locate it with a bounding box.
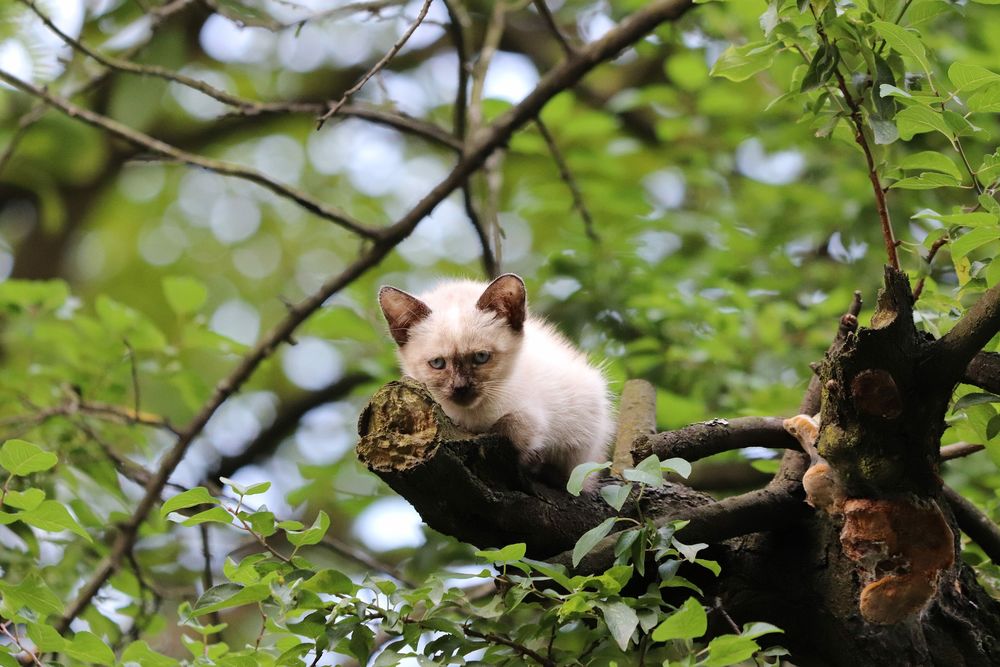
[378,273,614,489]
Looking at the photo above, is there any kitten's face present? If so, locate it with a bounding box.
[378,275,526,410]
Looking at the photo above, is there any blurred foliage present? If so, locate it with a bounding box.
[0,0,999,664]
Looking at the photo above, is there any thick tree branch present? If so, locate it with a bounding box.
[943,486,1000,565]
[934,282,1000,384]
[631,417,798,465]
[964,351,1000,394]
[0,70,379,239]
[54,0,699,630]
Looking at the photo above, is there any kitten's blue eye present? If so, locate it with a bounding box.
[473,351,491,364]
[429,357,446,370]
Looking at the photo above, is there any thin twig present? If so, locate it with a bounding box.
[532,0,575,56]
[199,524,224,638]
[443,0,498,277]
[812,15,899,270]
[463,626,556,667]
[535,118,599,241]
[51,0,699,632]
[913,236,949,301]
[0,68,379,239]
[317,0,434,127]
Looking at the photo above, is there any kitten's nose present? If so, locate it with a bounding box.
[450,382,476,405]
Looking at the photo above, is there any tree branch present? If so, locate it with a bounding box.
[964,352,1000,394]
[943,486,1000,565]
[532,0,575,56]
[933,282,1000,384]
[799,290,862,415]
[631,417,798,465]
[0,70,380,239]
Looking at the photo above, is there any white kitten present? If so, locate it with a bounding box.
[378,274,614,488]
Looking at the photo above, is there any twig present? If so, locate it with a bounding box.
[463,626,556,667]
[317,0,434,127]
[443,0,498,277]
[532,0,575,56]
[943,486,1000,565]
[913,237,949,301]
[535,118,599,241]
[0,69,379,239]
[940,442,985,461]
[199,524,224,639]
[51,0,699,632]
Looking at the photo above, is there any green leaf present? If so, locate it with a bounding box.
[600,483,633,511]
[26,622,66,651]
[623,454,664,487]
[895,105,954,141]
[898,151,963,180]
[0,574,64,618]
[871,21,930,74]
[800,42,840,92]
[190,583,270,617]
[163,276,208,315]
[566,461,610,496]
[704,634,761,667]
[181,506,234,526]
[913,211,997,227]
[949,62,1000,91]
[871,54,897,119]
[599,601,639,651]
[286,510,330,547]
[953,392,1000,411]
[244,481,271,496]
[987,414,1000,441]
[661,457,691,478]
[966,84,1000,113]
[0,439,58,476]
[950,227,1000,260]
[890,173,963,190]
[742,622,784,639]
[475,542,527,564]
[2,488,45,511]
[572,517,617,567]
[710,41,780,82]
[20,500,92,542]
[672,538,708,562]
[302,569,355,595]
[651,597,708,641]
[64,631,115,666]
[160,487,219,518]
[121,641,181,667]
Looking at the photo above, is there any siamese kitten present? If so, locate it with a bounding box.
[378,274,613,489]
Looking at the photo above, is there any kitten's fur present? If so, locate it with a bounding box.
[378,274,613,488]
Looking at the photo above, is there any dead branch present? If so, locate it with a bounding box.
[631,417,797,465]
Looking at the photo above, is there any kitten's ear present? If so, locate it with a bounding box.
[378,286,431,346]
[476,273,526,331]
